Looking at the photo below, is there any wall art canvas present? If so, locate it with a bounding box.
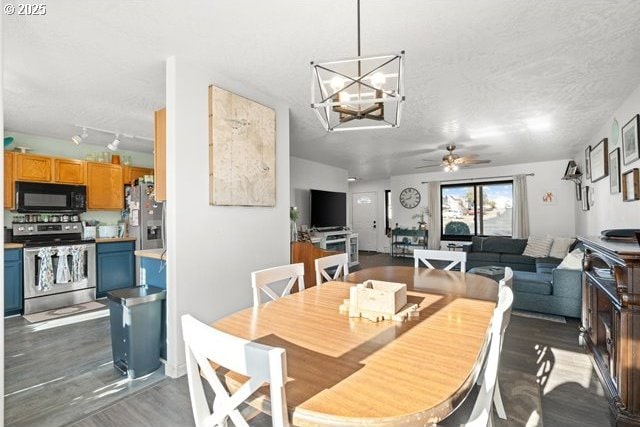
[589,138,608,182]
[541,190,557,206]
[209,85,276,206]
[622,114,640,165]
[582,186,590,211]
[609,148,621,194]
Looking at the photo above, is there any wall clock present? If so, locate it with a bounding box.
[399,187,421,209]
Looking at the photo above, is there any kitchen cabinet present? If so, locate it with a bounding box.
[154,108,166,201]
[53,158,86,184]
[87,162,124,210]
[4,248,23,316]
[123,166,153,185]
[96,241,135,298]
[4,151,14,208]
[15,153,52,182]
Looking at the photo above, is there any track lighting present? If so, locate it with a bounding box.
[107,134,120,151]
[71,127,88,145]
[71,125,153,149]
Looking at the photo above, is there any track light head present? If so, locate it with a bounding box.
[71,135,82,145]
[107,134,120,151]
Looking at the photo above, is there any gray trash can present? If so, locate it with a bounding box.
[107,286,166,379]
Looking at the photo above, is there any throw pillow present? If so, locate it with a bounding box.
[549,237,576,259]
[557,248,584,270]
[522,235,554,258]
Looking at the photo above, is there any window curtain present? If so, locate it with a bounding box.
[512,174,530,239]
[427,181,441,249]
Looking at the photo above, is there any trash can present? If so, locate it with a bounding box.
[107,286,166,379]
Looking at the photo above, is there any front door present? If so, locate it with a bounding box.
[352,191,377,251]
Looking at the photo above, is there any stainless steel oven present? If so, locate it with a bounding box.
[15,181,86,213]
[13,221,96,314]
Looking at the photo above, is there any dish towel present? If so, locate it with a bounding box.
[37,247,56,291]
[71,245,86,282]
[55,246,71,284]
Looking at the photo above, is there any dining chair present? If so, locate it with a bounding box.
[315,253,349,285]
[181,314,290,427]
[414,249,467,272]
[499,267,513,290]
[252,263,305,307]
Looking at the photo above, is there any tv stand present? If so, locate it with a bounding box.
[311,230,359,267]
[315,226,348,232]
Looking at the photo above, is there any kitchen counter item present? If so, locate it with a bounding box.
[61,214,70,222]
[111,154,121,164]
[98,225,118,238]
[84,225,97,239]
[50,215,60,222]
[71,214,79,222]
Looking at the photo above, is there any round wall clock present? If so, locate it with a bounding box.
[611,118,620,147]
[399,187,421,209]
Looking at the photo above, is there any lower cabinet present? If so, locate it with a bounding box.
[96,241,135,298]
[5,248,23,316]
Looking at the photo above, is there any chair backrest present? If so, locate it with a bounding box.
[181,314,290,427]
[499,266,513,290]
[315,253,349,285]
[252,263,305,307]
[414,249,467,272]
[465,286,514,426]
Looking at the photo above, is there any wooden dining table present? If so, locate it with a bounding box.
[213,266,499,427]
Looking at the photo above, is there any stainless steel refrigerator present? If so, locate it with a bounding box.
[127,182,163,251]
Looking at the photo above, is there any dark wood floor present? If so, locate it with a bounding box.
[6,252,612,426]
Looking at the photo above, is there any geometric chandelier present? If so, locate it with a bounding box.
[311,1,405,132]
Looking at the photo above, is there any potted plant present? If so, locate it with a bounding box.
[290,207,299,242]
[412,206,431,230]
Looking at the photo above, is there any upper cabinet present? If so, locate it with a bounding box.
[154,108,166,201]
[4,152,14,209]
[15,154,52,182]
[87,162,123,210]
[123,166,153,186]
[53,158,86,184]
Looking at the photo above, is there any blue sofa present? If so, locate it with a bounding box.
[464,236,582,318]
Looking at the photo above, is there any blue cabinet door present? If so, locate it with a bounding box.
[4,249,23,316]
[96,242,135,298]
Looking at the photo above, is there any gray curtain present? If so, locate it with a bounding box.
[428,181,441,249]
[512,174,530,238]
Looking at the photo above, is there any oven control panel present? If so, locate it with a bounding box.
[13,221,83,236]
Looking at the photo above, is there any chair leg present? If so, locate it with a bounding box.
[493,378,507,420]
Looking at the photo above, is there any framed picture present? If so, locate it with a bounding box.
[575,182,582,201]
[622,114,640,165]
[623,168,640,202]
[584,146,591,180]
[609,148,621,194]
[581,186,590,211]
[589,138,608,182]
[541,190,557,206]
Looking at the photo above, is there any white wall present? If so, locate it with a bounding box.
[290,156,348,228]
[349,179,390,252]
[165,56,290,377]
[575,82,640,236]
[389,159,577,238]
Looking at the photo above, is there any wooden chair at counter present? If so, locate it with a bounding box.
[252,263,305,307]
[181,314,290,427]
[314,253,349,285]
[414,249,467,272]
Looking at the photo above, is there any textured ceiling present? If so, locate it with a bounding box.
[5,1,640,178]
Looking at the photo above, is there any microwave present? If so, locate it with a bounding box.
[15,181,87,213]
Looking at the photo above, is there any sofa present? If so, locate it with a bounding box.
[464,236,582,318]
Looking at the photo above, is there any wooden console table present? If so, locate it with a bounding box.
[579,236,640,426]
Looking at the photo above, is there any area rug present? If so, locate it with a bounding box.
[513,309,566,324]
[23,301,108,323]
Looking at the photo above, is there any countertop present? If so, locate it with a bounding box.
[135,248,167,261]
[95,237,137,243]
[4,243,24,249]
[579,235,640,256]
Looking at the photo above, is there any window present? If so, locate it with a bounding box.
[440,180,513,241]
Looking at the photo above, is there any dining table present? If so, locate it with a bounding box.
[213,266,499,427]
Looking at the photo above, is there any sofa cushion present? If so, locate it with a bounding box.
[513,271,552,296]
[470,236,486,252]
[500,253,536,266]
[522,235,553,258]
[549,237,575,259]
[467,251,501,263]
[535,257,563,274]
[558,249,584,270]
[482,237,528,254]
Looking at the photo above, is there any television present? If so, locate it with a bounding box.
[310,189,347,229]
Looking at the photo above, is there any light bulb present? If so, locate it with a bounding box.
[452,164,459,171]
[338,91,351,104]
[330,76,345,92]
[370,72,386,89]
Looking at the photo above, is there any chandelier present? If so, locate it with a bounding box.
[310,0,405,132]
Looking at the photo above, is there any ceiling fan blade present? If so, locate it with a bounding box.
[415,164,443,169]
[460,159,491,165]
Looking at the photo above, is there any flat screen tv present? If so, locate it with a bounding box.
[310,189,347,229]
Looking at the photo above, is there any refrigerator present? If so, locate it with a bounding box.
[126,182,164,258]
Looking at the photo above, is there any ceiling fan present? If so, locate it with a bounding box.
[415,144,491,172]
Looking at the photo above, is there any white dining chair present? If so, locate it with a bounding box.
[499,267,513,290]
[252,263,305,307]
[315,253,349,285]
[414,249,467,272]
[182,314,290,427]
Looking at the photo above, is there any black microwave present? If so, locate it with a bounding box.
[15,181,87,213]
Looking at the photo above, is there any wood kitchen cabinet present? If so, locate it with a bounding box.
[4,151,14,208]
[15,153,52,182]
[53,158,86,184]
[87,162,124,210]
[123,166,153,185]
[154,108,166,201]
